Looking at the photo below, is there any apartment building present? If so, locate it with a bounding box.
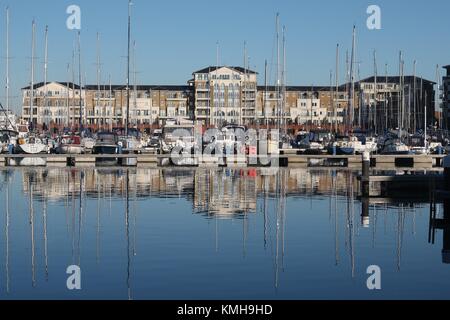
[191,66,258,126]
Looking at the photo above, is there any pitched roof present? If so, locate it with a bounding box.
[21,81,82,90]
[359,76,436,85]
[192,66,258,75]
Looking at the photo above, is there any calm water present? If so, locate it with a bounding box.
[0,167,448,300]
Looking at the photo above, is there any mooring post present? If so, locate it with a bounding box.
[361,196,370,228]
[444,155,450,191]
[361,150,370,197]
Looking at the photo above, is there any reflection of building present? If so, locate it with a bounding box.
[194,169,257,217]
[19,168,359,218]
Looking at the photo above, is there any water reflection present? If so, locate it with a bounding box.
[0,167,448,299]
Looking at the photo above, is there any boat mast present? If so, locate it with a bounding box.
[348,26,356,133]
[242,41,246,127]
[436,64,441,129]
[413,60,417,132]
[264,59,268,128]
[43,25,49,130]
[398,51,402,137]
[335,44,339,133]
[71,48,75,128]
[126,0,132,135]
[109,75,113,132]
[425,91,428,151]
[77,31,82,129]
[276,13,280,131]
[96,32,101,130]
[5,7,10,119]
[133,41,137,127]
[217,41,220,126]
[30,20,36,131]
[66,63,70,128]
[385,63,388,131]
[373,50,377,134]
[334,43,339,133]
[282,25,287,135]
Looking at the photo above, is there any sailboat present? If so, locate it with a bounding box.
[0,8,19,154]
[17,21,47,155]
[121,1,141,156]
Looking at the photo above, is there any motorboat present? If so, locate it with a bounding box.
[57,135,84,154]
[160,123,201,166]
[379,137,410,155]
[92,132,120,166]
[296,130,331,155]
[328,136,355,155]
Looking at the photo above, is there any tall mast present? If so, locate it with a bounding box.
[282,25,287,135]
[385,63,388,131]
[276,13,280,131]
[217,41,221,126]
[425,91,428,151]
[264,59,268,128]
[413,60,417,132]
[242,41,246,127]
[345,50,349,130]
[30,20,36,129]
[335,44,339,133]
[436,64,441,129]
[5,7,10,117]
[398,51,402,135]
[330,70,333,131]
[71,48,75,128]
[77,31,82,129]
[133,40,137,127]
[43,25,49,129]
[109,75,113,132]
[373,50,377,134]
[126,0,132,135]
[67,63,70,128]
[96,32,101,129]
[348,26,356,132]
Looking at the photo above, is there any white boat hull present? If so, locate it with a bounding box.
[19,143,47,154]
[60,145,84,154]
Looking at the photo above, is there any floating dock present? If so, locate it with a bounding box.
[0,152,446,168]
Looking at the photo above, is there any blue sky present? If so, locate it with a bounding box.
[0,0,449,112]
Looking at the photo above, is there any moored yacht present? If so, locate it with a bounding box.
[16,135,47,154]
[92,132,120,166]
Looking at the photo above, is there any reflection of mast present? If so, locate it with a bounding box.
[125,170,132,300]
[333,171,339,266]
[397,206,405,271]
[43,185,49,281]
[5,171,10,293]
[29,176,36,287]
[96,172,101,264]
[274,169,287,288]
[78,171,84,266]
[263,175,268,249]
[346,171,355,278]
